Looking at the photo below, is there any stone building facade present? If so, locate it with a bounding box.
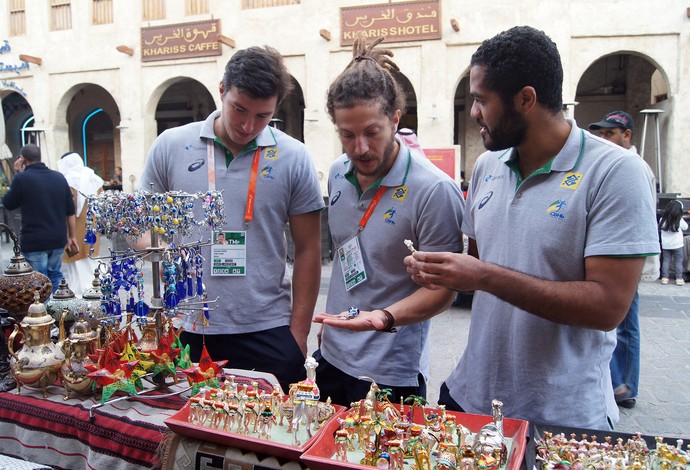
[1,0,688,197]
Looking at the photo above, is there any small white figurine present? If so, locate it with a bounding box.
[404,239,416,253]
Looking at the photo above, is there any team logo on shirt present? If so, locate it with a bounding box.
[478,191,494,210]
[334,172,345,180]
[260,166,274,179]
[188,158,206,172]
[330,190,341,206]
[547,199,566,219]
[392,186,408,202]
[263,147,278,160]
[384,207,397,225]
[560,172,583,190]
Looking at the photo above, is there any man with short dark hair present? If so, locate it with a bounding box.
[139,46,324,392]
[589,111,657,409]
[3,143,78,292]
[406,26,659,429]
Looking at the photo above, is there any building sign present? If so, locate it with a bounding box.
[424,147,456,180]
[141,19,222,62]
[340,0,441,46]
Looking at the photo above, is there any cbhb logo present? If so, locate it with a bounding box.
[384,208,397,225]
[547,199,566,219]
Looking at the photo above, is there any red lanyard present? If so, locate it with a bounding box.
[208,144,261,228]
[357,185,387,232]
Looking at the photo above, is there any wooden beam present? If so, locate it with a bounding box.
[217,34,235,48]
[116,45,134,56]
[319,29,331,41]
[18,54,42,65]
[450,18,460,33]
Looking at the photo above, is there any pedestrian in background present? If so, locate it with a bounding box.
[659,200,688,286]
[57,151,104,294]
[2,143,78,292]
[588,111,657,409]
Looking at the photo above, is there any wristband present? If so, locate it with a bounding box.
[378,309,397,333]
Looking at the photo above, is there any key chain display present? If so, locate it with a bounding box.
[75,189,226,405]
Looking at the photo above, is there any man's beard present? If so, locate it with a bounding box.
[355,135,397,178]
[481,106,527,151]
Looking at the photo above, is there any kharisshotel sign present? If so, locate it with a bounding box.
[340,1,441,46]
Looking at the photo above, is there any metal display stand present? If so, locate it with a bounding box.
[639,108,665,193]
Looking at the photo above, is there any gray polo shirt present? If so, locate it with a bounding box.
[445,120,660,429]
[321,140,465,386]
[139,110,324,334]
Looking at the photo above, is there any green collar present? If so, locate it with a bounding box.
[214,137,258,168]
[344,148,412,197]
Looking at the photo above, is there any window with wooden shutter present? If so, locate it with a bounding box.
[9,0,26,36]
[50,0,72,31]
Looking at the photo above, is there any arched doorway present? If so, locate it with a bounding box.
[63,84,119,181]
[273,77,305,142]
[453,72,484,181]
[393,71,418,133]
[575,53,670,191]
[1,91,34,156]
[155,78,215,135]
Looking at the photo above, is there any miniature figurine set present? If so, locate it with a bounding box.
[186,356,336,447]
[535,431,689,470]
[329,379,509,470]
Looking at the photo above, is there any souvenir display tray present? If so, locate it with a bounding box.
[527,423,690,470]
[300,406,529,470]
[165,396,345,461]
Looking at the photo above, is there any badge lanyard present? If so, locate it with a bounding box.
[340,149,411,290]
[357,185,388,232]
[356,148,412,233]
[207,143,261,229]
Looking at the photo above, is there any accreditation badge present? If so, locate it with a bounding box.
[337,236,367,291]
[211,230,247,276]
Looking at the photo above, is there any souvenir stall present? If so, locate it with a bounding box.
[1,189,689,470]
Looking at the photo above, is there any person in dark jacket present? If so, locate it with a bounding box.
[2,143,78,292]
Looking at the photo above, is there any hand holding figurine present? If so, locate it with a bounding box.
[405,251,483,293]
[313,308,391,332]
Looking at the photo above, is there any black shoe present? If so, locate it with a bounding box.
[617,397,636,409]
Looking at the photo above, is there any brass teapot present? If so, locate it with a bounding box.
[8,292,66,397]
[61,311,101,399]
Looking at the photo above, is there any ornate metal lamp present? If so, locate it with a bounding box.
[46,278,93,331]
[0,223,52,320]
[0,223,52,392]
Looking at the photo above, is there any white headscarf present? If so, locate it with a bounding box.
[56,152,104,217]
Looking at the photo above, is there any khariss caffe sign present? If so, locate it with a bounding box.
[340,0,441,46]
[141,19,222,62]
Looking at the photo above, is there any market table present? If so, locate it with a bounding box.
[0,369,284,470]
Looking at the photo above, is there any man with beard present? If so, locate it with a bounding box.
[404,26,659,429]
[312,37,465,406]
